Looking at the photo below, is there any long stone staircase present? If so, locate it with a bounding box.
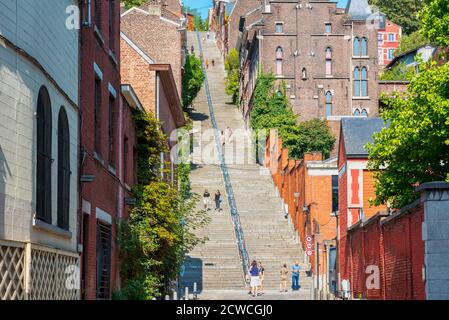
[180,32,312,299]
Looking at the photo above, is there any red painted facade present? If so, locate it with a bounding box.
[79,0,122,300]
[378,19,402,66]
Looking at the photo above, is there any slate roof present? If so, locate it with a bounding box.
[341,117,386,157]
[345,0,372,21]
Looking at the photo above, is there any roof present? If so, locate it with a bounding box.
[341,117,386,158]
[385,45,436,69]
[345,0,372,21]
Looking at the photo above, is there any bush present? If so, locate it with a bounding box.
[225,49,240,105]
[250,74,335,159]
[182,54,205,109]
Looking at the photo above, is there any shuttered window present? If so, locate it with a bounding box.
[36,86,52,224]
[57,108,70,230]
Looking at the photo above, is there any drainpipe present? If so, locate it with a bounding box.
[156,72,164,178]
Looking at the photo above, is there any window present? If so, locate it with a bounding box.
[354,67,368,97]
[94,78,102,155]
[275,23,283,33]
[378,33,383,45]
[57,108,70,230]
[354,109,361,116]
[276,47,283,75]
[332,175,338,212]
[353,37,360,56]
[325,23,332,33]
[361,67,368,96]
[388,33,395,42]
[354,67,360,96]
[361,109,368,117]
[325,91,332,117]
[96,221,112,299]
[108,0,115,49]
[36,86,52,224]
[361,37,368,56]
[108,95,116,169]
[325,47,332,76]
[124,137,129,185]
[95,0,102,30]
[388,49,395,60]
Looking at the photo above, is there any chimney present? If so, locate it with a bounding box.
[148,4,162,16]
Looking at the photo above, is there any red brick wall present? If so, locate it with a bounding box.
[80,0,121,300]
[348,204,425,300]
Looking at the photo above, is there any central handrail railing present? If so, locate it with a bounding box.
[195,31,250,282]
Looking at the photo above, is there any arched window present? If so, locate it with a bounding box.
[325,47,332,76]
[276,47,283,75]
[325,91,332,117]
[353,37,360,56]
[36,86,52,224]
[361,37,368,56]
[361,109,368,117]
[354,109,361,116]
[361,67,368,96]
[354,67,360,96]
[57,107,70,230]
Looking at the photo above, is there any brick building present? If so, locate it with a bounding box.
[120,5,186,177]
[0,0,80,299]
[377,17,402,66]
[264,129,338,297]
[121,2,186,99]
[78,0,122,300]
[238,0,380,137]
[337,117,387,296]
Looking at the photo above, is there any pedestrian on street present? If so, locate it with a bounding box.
[225,126,233,144]
[221,130,226,145]
[258,261,265,294]
[249,260,260,297]
[191,45,195,54]
[206,59,209,69]
[280,264,289,292]
[212,59,215,67]
[214,190,222,212]
[203,189,211,211]
[291,261,301,290]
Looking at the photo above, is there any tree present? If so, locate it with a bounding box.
[367,0,449,209]
[250,74,335,159]
[368,0,425,34]
[182,54,205,109]
[121,0,146,9]
[395,31,428,57]
[379,62,416,81]
[419,0,449,48]
[224,49,240,105]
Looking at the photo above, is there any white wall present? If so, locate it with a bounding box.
[0,0,79,252]
[0,0,79,104]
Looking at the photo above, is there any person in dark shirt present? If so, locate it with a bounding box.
[249,260,260,297]
[214,190,222,212]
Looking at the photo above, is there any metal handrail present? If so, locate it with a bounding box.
[195,32,250,281]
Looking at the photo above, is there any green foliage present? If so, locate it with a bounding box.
[368,0,425,34]
[121,0,146,10]
[194,15,210,31]
[224,49,240,105]
[117,111,209,300]
[367,62,449,209]
[395,31,428,57]
[379,62,416,81]
[419,0,449,48]
[182,54,205,109]
[250,74,335,159]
